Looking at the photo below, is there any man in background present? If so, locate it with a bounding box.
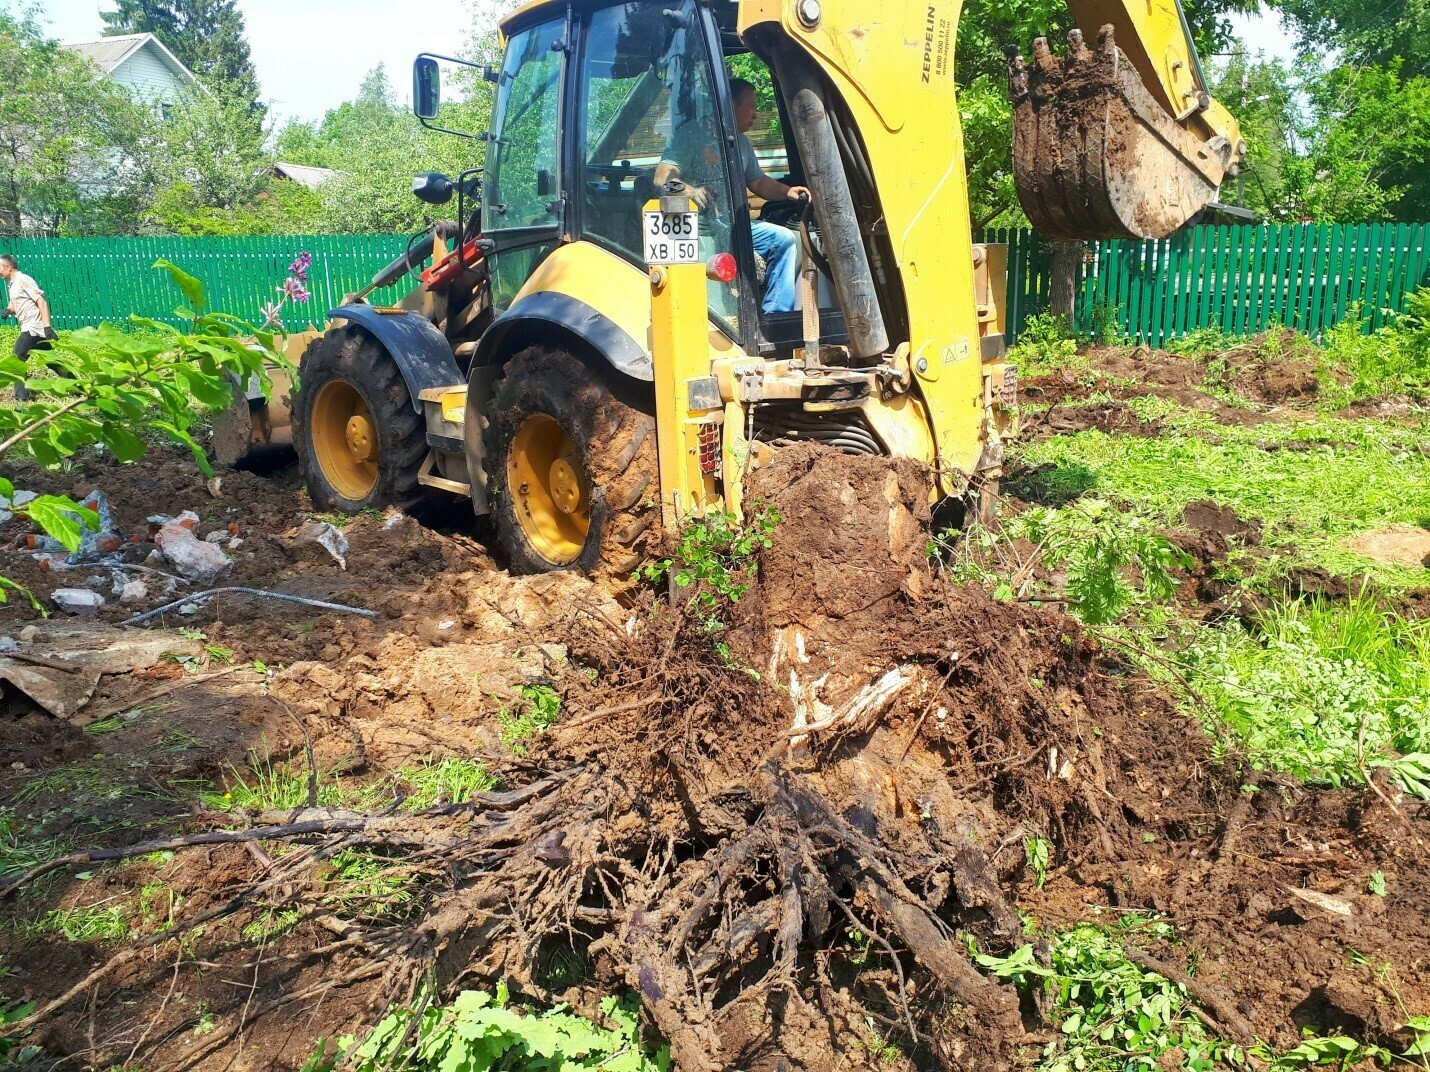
[1,253,57,402]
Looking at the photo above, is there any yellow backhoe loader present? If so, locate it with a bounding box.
[264,0,1241,576]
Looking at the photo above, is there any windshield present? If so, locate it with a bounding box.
[577,1,742,332]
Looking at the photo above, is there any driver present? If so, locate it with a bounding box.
[656,77,810,315]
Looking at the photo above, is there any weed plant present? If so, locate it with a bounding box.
[977,916,1238,1072]
[1005,499,1187,624]
[1168,593,1430,792]
[1009,313,1084,377]
[497,685,562,755]
[978,915,1428,1072]
[303,982,669,1071]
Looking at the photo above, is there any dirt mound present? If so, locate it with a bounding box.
[1019,332,1333,432]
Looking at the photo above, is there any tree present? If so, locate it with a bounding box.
[0,10,150,236]
[101,0,262,108]
[1277,0,1430,79]
[275,66,489,234]
[146,86,272,215]
[1210,54,1430,222]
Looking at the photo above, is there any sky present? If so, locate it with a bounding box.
[35,0,1299,127]
[36,0,488,126]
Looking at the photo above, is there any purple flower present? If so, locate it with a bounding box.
[281,277,311,303]
[288,251,312,283]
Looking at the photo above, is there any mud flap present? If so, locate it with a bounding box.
[1008,26,1232,240]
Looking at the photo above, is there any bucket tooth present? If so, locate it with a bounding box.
[1031,36,1057,74]
[1008,24,1229,239]
[1005,44,1029,100]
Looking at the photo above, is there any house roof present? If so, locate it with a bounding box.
[272,162,339,190]
[66,33,198,87]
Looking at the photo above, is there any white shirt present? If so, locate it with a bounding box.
[6,272,47,335]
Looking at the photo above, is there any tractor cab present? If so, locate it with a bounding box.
[413,0,846,361]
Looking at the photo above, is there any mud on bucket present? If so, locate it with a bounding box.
[1008,25,1235,241]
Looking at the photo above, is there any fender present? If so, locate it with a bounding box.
[328,304,463,412]
[472,291,654,382]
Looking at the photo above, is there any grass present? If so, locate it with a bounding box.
[1014,413,1430,589]
[0,811,69,879]
[392,756,497,810]
[199,748,350,813]
[202,747,497,815]
[1165,593,1430,792]
[27,901,132,944]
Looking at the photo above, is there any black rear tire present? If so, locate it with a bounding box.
[486,347,658,577]
[292,326,428,513]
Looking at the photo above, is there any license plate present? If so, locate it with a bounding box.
[643,210,700,265]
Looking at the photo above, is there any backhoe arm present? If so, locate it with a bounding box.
[1007,0,1245,238]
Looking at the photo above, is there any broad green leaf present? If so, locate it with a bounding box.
[101,425,147,463]
[152,259,206,313]
[0,476,12,499]
[24,495,100,552]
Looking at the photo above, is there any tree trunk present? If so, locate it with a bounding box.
[1048,240,1083,326]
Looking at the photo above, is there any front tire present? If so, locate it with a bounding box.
[487,347,657,576]
[293,327,427,512]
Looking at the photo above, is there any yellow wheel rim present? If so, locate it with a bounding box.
[311,379,379,503]
[508,413,590,566]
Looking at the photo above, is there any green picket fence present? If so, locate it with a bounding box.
[1070,222,1430,348]
[0,234,412,334]
[2,224,1427,345]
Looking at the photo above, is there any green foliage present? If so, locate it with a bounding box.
[1024,834,1052,889]
[201,748,348,813]
[28,903,132,944]
[0,260,283,486]
[0,967,38,1068]
[1005,500,1188,625]
[1168,594,1430,790]
[329,984,669,1072]
[1209,55,1430,223]
[0,811,69,879]
[1009,313,1081,377]
[640,508,780,635]
[0,10,151,235]
[977,916,1240,1072]
[497,685,562,756]
[1015,415,1430,587]
[394,757,498,810]
[325,849,419,922]
[1313,293,1430,405]
[1277,0,1430,80]
[273,65,492,234]
[144,86,273,218]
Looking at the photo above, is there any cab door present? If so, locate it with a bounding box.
[483,13,570,313]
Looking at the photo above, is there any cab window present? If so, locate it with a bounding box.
[485,18,565,233]
[576,1,742,332]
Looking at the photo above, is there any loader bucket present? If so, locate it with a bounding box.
[1008,26,1233,241]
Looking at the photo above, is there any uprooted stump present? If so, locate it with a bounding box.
[0,449,1256,1070]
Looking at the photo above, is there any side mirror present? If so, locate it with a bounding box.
[413,57,440,120]
[412,172,455,205]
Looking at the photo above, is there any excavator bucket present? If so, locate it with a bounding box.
[1008,26,1234,240]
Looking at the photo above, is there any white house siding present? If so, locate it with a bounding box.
[112,46,185,108]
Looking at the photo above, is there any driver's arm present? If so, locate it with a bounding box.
[750,175,810,203]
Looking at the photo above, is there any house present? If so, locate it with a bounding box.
[272,162,338,190]
[65,33,197,117]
